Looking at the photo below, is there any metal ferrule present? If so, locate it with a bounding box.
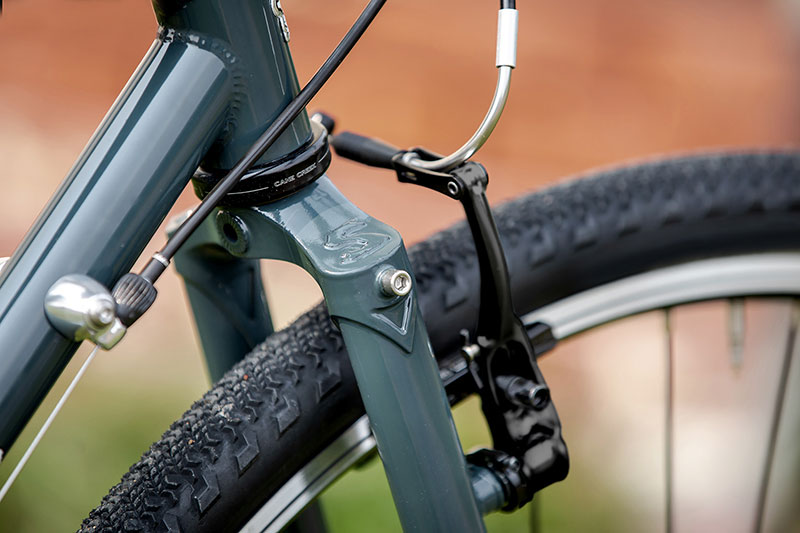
[496,9,518,68]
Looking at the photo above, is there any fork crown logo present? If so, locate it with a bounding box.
[323,218,392,265]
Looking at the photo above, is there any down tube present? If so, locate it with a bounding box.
[0,39,231,454]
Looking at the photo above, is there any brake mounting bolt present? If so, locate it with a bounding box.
[379,268,412,297]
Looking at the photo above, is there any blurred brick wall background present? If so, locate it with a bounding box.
[1,0,799,249]
[0,0,799,530]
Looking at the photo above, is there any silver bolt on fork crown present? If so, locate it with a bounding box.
[379,268,412,297]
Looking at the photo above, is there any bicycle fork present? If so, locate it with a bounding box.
[175,176,491,530]
[174,171,568,530]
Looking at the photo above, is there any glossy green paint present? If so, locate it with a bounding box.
[182,177,486,531]
[154,0,313,170]
[170,211,274,382]
[156,0,313,380]
[0,38,232,453]
[0,0,310,453]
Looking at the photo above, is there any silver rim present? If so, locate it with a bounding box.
[240,252,800,532]
[523,253,800,340]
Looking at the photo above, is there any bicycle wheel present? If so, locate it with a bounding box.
[80,151,800,532]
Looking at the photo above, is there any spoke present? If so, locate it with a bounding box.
[664,308,674,533]
[528,494,541,533]
[753,300,798,532]
[729,298,745,371]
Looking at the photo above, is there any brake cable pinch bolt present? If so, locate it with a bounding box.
[379,268,412,297]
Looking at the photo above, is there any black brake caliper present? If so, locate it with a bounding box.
[393,152,569,509]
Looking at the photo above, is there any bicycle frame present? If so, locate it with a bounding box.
[0,1,495,529]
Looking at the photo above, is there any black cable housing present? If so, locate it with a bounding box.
[140,0,387,283]
[500,0,515,9]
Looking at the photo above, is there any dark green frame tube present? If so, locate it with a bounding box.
[0,39,231,452]
[170,212,274,382]
[0,0,310,455]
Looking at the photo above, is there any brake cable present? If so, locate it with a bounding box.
[0,346,100,503]
[402,1,518,171]
[327,2,520,173]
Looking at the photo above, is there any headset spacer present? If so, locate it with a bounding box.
[192,120,331,207]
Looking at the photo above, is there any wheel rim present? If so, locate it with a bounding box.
[240,252,800,532]
[522,253,800,340]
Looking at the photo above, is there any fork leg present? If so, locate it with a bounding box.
[336,294,485,532]
[189,176,486,531]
